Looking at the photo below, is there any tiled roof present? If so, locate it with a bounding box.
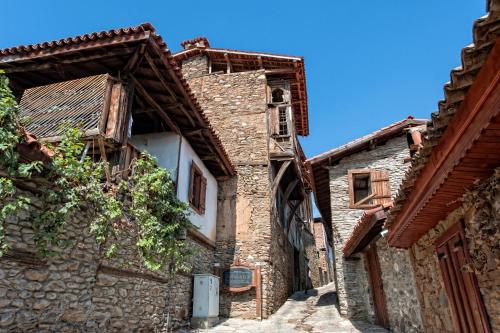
[0,25,152,57]
[0,23,236,177]
[386,2,500,233]
[343,204,391,257]
[306,117,427,242]
[180,37,210,48]
[307,117,427,165]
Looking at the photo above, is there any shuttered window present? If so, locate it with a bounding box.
[348,169,391,209]
[188,161,207,214]
[436,222,491,333]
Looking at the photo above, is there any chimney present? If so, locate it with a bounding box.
[180,37,210,50]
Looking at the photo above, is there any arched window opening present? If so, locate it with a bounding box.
[272,88,285,103]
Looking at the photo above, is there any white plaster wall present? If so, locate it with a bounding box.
[130,132,218,242]
[130,132,180,180]
[177,138,218,242]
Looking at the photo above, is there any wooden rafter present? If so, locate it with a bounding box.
[143,50,196,127]
[130,75,180,134]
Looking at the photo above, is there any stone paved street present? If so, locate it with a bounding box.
[185,283,388,333]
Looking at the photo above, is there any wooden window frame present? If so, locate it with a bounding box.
[348,169,392,209]
[348,169,378,209]
[188,161,207,215]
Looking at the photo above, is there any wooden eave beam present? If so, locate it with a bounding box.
[130,75,180,134]
[2,46,140,74]
[143,50,196,127]
[388,39,500,248]
[0,33,150,65]
[148,39,235,177]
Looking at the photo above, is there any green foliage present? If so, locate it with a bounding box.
[124,154,192,272]
[0,72,193,272]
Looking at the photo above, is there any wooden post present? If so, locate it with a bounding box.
[255,266,262,320]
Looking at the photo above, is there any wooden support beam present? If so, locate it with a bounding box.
[286,199,303,234]
[122,44,147,75]
[130,75,180,134]
[224,53,232,73]
[258,56,263,69]
[271,160,291,201]
[281,179,299,224]
[143,51,196,127]
[265,68,296,75]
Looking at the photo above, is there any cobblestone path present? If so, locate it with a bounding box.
[186,283,388,333]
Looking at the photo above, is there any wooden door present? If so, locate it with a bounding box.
[365,243,390,329]
[436,222,491,333]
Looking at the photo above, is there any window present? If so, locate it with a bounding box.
[348,169,391,209]
[272,88,285,103]
[278,107,289,136]
[188,161,207,214]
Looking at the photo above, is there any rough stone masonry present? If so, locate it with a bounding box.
[180,55,300,318]
[0,186,213,332]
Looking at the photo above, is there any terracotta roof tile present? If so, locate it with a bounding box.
[386,3,500,230]
[0,23,236,176]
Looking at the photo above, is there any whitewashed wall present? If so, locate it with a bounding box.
[130,132,218,241]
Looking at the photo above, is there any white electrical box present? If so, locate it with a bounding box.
[192,274,219,319]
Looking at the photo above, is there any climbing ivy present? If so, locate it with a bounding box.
[0,72,193,272]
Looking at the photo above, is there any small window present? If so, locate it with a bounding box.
[353,173,372,204]
[348,169,391,209]
[189,161,207,214]
[272,88,285,103]
[278,107,289,136]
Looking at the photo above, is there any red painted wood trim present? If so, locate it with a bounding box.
[388,37,500,247]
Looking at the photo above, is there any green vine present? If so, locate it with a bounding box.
[0,72,193,272]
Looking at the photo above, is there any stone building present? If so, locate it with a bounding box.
[0,24,237,331]
[313,217,335,286]
[307,118,426,332]
[387,2,500,332]
[173,38,318,318]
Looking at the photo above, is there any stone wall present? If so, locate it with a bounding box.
[313,221,333,284]
[0,186,214,332]
[375,238,423,333]
[182,58,297,318]
[329,136,411,319]
[411,170,499,333]
[302,228,321,288]
[181,55,208,80]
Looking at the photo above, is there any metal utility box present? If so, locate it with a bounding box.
[192,274,219,328]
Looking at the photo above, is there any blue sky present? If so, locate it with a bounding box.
[1,0,485,158]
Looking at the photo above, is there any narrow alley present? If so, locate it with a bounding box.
[186,284,388,333]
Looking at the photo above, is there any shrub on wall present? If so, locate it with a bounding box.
[0,72,193,273]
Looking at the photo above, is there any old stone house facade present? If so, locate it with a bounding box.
[0,24,237,332]
[173,38,319,319]
[307,118,426,332]
[313,217,334,285]
[387,2,500,332]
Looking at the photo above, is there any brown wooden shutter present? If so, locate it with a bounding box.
[199,176,207,214]
[269,107,279,135]
[188,162,196,205]
[371,170,392,205]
